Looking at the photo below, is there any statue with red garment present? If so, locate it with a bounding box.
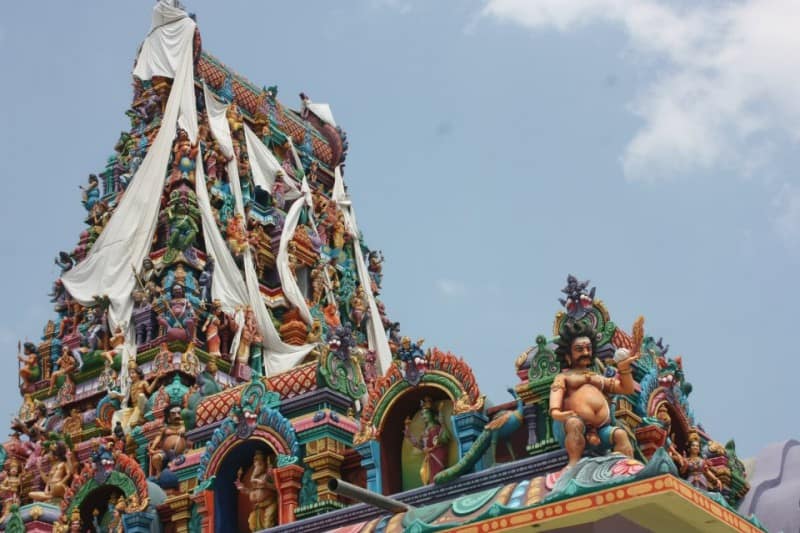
[404,397,450,485]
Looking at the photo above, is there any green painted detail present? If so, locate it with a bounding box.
[298,468,318,507]
[192,475,216,495]
[188,502,202,533]
[318,351,367,400]
[5,505,24,533]
[528,335,559,385]
[543,448,676,505]
[372,372,463,427]
[451,487,501,516]
[66,470,137,518]
[276,454,298,467]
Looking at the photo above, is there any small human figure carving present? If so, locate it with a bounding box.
[18,342,41,388]
[49,346,79,393]
[180,342,201,375]
[236,306,262,366]
[127,365,158,428]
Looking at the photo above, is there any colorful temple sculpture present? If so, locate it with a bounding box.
[0,2,781,532]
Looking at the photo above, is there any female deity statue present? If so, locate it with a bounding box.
[680,431,723,491]
[236,306,262,366]
[404,397,450,485]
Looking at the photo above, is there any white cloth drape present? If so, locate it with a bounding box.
[276,190,313,326]
[243,125,301,201]
[332,167,393,375]
[63,1,197,402]
[63,4,195,325]
[204,85,313,374]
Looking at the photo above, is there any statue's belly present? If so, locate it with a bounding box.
[566,385,610,427]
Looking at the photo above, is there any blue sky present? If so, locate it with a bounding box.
[1,0,798,459]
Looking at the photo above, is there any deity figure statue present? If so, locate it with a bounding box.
[324,257,340,292]
[236,306,262,366]
[54,251,75,273]
[180,342,201,375]
[272,172,286,209]
[680,431,723,491]
[62,408,83,439]
[287,241,301,277]
[349,286,368,328]
[127,366,158,428]
[29,441,73,502]
[84,306,109,352]
[310,263,327,305]
[138,257,162,301]
[148,406,188,477]
[18,341,40,388]
[362,350,378,387]
[227,105,244,139]
[331,212,346,250]
[404,397,450,485]
[169,128,199,184]
[396,337,426,370]
[247,221,271,277]
[368,250,383,292]
[549,322,636,469]
[227,213,249,259]
[80,174,100,211]
[0,458,21,522]
[203,142,222,183]
[235,450,278,531]
[132,289,155,345]
[165,202,199,261]
[323,302,341,330]
[198,257,215,306]
[49,346,79,393]
[157,284,197,341]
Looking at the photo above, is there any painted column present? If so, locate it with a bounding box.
[165,493,192,532]
[355,440,382,494]
[121,511,157,533]
[273,463,304,524]
[191,489,213,533]
[304,436,346,502]
[452,411,489,471]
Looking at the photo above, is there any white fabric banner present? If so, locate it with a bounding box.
[63,5,197,334]
[305,101,337,128]
[243,124,301,202]
[276,192,313,326]
[204,85,313,374]
[332,166,393,375]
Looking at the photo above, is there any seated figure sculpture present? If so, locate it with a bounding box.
[157,284,196,341]
[549,322,636,468]
[148,406,188,478]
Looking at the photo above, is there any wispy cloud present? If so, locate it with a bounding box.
[482,0,800,183]
[436,279,465,297]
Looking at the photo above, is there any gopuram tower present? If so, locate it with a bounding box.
[0,2,766,532]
